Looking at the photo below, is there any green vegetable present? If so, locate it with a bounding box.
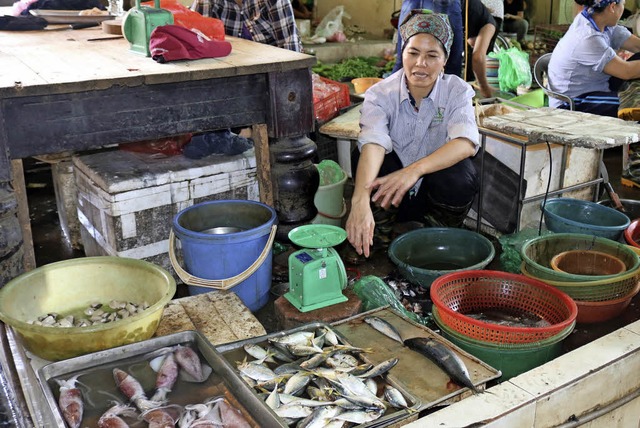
[313,57,384,81]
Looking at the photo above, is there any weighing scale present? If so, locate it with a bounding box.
[122,0,173,56]
[284,225,348,313]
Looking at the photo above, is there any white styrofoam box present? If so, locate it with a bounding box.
[73,149,259,274]
[479,135,599,232]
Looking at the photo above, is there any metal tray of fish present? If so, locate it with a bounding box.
[333,307,502,410]
[37,330,284,427]
[216,321,422,428]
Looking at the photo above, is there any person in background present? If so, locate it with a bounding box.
[191,0,302,52]
[392,0,497,98]
[548,0,640,186]
[345,9,480,261]
[482,0,504,30]
[185,0,302,159]
[503,0,529,44]
[463,0,499,97]
[291,0,312,19]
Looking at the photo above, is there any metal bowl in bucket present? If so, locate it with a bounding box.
[171,200,277,312]
[0,257,176,361]
[388,227,495,289]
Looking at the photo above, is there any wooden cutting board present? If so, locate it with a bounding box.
[102,19,123,36]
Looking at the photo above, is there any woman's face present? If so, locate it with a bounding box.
[612,0,625,23]
[402,33,447,93]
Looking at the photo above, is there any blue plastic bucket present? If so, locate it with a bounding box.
[171,200,277,312]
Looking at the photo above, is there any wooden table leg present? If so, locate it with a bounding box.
[252,124,273,207]
[11,160,36,271]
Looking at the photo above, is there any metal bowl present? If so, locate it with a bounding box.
[0,257,175,361]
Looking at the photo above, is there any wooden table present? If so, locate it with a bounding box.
[0,25,317,283]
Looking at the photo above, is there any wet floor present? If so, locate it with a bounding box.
[23,145,640,355]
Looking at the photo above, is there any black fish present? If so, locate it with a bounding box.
[404,337,481,394]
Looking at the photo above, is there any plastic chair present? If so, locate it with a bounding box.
[533,53,575,110]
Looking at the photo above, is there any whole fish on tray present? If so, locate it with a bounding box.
[404,337,481,395]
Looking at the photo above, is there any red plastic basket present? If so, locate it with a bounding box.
[430,270,578,344]
[313,76,351,123]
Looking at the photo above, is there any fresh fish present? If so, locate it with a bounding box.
[299,352,329,369]
[364,316,404,343]
[337,393,386,411]
[237,359,278,382]
[274,403,315,419]
[364,378,378,396]
[274,361,304,375]
[57,375,83,428]
[284,371,312,396]
[316,370,378,400]
[113,368,164,412]
[265,385,281,410]
[312,331,326,349]
[269,331,315,348]
[335,363,373,376]
[141,404,182,428]
[306,386,334,402]
[320,327,341,346]
[174,345,211,383]
[254,374,292,392]
[278,394,333,407]
[326,353,359,369]
[356,357,399,379]
[404,337,481,394]
[97,403,138,428]
[267,345,295,363]
[334,408,385,424]
[326,344,372,354]
[285,343,324,357]
[296,405,342,428]
[243,343,276,364]
[150,352,179,402]
[384,385,409,409]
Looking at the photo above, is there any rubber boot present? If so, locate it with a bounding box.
[423,194,473,228]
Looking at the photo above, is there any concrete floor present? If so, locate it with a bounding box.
[23,144,640,354]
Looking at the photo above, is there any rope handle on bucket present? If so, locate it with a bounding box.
[168,225,277,291]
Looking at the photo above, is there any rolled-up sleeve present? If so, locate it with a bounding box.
[357,90,394,153]
[446,83,480,154]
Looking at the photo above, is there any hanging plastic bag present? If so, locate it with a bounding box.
[352,276,431,327]
[142,0,225,41]
[490,47,532,92]
[314,5,350,42]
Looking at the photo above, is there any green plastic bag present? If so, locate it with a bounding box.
[490,48,532,92]
[498,228,553,273]
[351,275,432,327]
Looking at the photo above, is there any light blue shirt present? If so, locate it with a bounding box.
[548,12,631,107]
[358,69,479,168]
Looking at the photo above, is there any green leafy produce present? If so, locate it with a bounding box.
[312,57,383,81]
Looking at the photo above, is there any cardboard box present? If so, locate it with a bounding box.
[73,149,259,275]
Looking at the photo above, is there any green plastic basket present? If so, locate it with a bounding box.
[521,262,640,302]
[521,233,640,283]
[433,307,575,380]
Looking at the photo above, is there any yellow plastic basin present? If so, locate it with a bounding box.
[0,257,176,361]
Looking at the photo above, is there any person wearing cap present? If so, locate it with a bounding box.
[391,0,498,98]
[191,0,302,52]
[344,9,480,262]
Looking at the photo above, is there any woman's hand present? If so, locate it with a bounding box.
[369,165,421,209]
[345,199,375,257]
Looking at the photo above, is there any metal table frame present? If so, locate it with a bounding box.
[476,127,605,233]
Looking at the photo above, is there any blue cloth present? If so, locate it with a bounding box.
[392,0,464,76]
[548,11,631,108]
[183,130,253,159]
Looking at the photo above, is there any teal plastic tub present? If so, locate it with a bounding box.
[543,198,630,241]
[388,228,495,289]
